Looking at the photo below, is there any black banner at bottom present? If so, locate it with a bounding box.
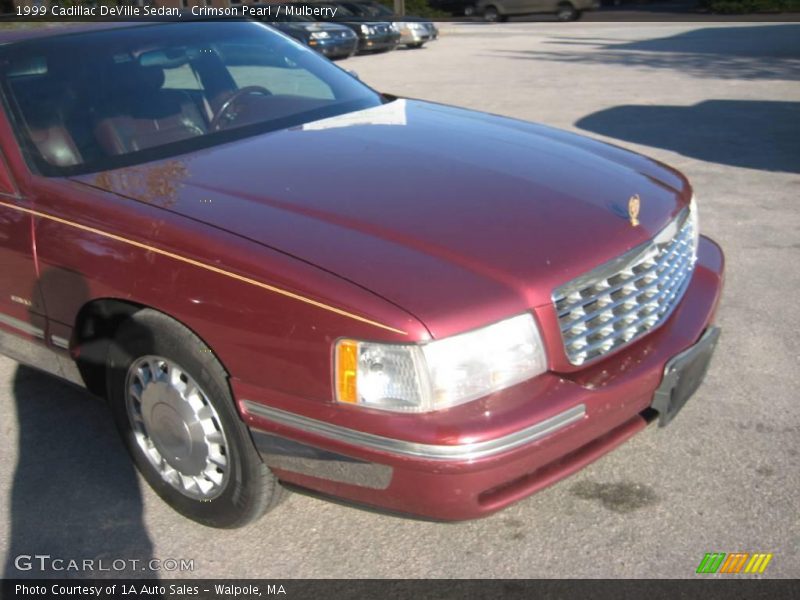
[2,579,798,600]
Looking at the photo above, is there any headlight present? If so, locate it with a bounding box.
[688,195,700,258]
[310,31,331,40]
[335,314,547,413]
[360,24,372,34]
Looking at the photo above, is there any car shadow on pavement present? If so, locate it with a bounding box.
[3,365,155,579]
[495,24,800,81]
[575,100,800,174]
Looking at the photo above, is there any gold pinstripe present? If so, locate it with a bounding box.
[0,199,407,335]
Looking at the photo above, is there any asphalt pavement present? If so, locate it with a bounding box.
[0,22,798,579]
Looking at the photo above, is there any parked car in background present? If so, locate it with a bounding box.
[309,2,401,53]
[268,9,358,59]
[428,0,477,16]
[474,0,600,21]
[338,1,438,49]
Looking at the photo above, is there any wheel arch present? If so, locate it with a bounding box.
[71,298,230,400]
[556,1,581,19]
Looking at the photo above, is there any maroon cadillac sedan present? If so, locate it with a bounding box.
[0,20,723,527]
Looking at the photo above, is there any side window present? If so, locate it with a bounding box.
[216,43,334,100]
[4,55,84,170]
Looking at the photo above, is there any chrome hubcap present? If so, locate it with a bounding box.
[125,356,229,500]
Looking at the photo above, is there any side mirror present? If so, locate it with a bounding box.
[347,70,360,80]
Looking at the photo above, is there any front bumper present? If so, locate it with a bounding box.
[238,236,724,520]
[309,37,359,58]
[399,25,437,45]
[358,33,401,52]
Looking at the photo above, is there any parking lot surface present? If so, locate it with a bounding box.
[1,22,798,579]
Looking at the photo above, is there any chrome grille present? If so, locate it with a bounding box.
[553,210,697,366]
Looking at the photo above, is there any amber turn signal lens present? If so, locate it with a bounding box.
[335,340,359,404]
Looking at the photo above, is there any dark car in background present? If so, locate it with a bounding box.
[310,2,401,53]
[428,0,476,15]
[339,1,438,48]
[268,8,358,59]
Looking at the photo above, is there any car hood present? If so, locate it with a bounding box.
[74,99,691,338]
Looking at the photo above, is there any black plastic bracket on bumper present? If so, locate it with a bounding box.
[651,326,721,427]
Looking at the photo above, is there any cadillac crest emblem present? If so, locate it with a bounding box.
[628,194,641,227]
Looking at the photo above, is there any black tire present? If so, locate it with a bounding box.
[482,5,501,21]
[556,2,581,20]
[107,309,284,528]
[407,42,425,49]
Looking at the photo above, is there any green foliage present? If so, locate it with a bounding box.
[374,0,449,18]
[704,0,800,12]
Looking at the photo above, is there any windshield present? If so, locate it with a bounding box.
[0,21,383,176]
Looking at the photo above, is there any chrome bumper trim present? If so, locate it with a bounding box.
[242,401,586,462]
[252,431,393,489]
[0,328,85,388]
[51,335,70,350]
[0,313,44,338]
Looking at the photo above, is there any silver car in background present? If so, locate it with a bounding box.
[474,0,599,21]
[395,20,438,48]
[339,1,439,48]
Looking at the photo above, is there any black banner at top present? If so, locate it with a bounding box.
[2,1,800,23]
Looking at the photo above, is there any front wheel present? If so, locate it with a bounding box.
[556,2,581,20]
[483,5,502,21]
[107,309,283,528]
